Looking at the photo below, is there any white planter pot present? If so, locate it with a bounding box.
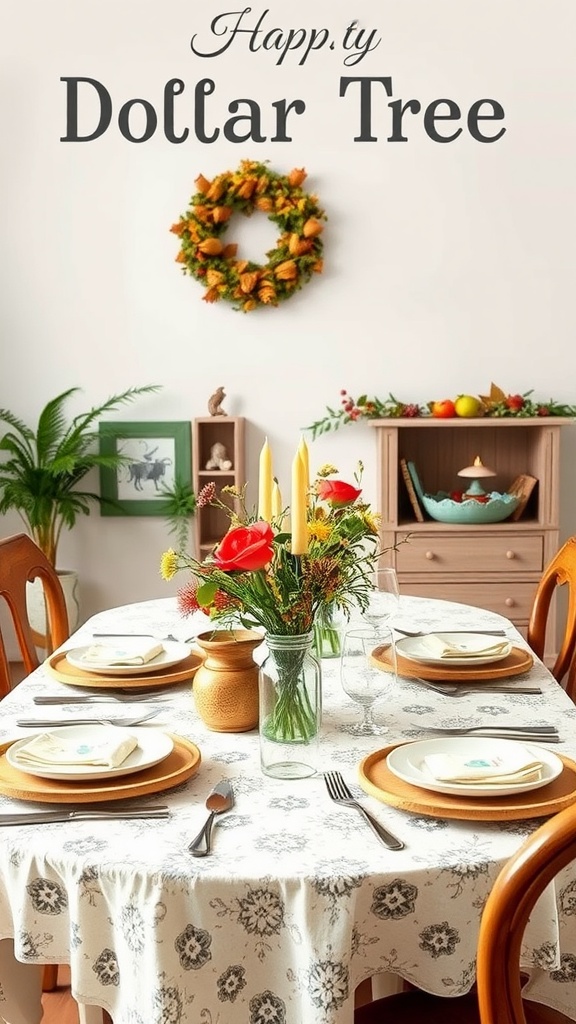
[26,569,80,651]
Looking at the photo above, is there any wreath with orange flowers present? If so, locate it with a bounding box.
[170,160,326,312]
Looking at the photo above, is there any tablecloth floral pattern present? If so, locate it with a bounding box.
[0,596,576,1024]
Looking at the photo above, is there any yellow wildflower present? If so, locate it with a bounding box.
[159,549,178,581]
[308,520,332,542]
[361,510,382,535]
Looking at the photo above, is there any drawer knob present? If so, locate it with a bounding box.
[505,597,515,607]
[506,550,516,560]
[425,551,435,560]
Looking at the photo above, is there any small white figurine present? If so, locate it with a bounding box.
[205,442,233,471]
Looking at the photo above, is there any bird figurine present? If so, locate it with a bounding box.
[208,387,228,417]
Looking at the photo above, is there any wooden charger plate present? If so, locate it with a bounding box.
[45,649,203,690]
[359,743,576,820]
[371,644,534,682]
[0,734,201,803]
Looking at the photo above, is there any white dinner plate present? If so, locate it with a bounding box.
[65,641,191,676]
[6,726,174,781]
[396,633,512,667]
[386,737,563,797]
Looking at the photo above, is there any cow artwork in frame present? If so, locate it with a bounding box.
[98,421,192,516]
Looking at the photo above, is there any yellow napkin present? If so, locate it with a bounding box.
[420,635,510,660]
[423,746,543,785]
[78,641,164,667]
[14,727,139,768]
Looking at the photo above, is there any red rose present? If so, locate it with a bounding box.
[317,479,362,507]
[213,521,274,571]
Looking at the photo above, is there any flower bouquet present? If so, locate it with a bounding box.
[160,460,381,756]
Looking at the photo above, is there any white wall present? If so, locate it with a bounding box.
[1,0,575,622]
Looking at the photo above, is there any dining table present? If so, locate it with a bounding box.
[1,594,576,1024]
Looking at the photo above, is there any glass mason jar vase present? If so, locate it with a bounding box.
[259,632,321,779]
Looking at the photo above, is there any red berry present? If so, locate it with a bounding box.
[340,389,347,396]
[537,406,550,416]
[506,394,525,412]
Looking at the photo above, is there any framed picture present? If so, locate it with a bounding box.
[99,421,192,516]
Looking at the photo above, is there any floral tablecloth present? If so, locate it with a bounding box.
[1,595,576,1024]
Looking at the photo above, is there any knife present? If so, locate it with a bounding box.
[0,806,171,826]
[33,696,164,705]
[426,729,561,742]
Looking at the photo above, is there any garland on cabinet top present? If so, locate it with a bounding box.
[170,160,325,312]
[306,383,576,439]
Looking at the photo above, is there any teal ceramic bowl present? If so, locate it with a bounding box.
[421,491,520,524]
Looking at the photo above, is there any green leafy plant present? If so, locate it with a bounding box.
[0,385,160,566]
[160,477,197,554]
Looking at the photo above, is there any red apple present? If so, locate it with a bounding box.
[431,399,456,418]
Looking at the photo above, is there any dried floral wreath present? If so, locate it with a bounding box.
[170,160,326,313]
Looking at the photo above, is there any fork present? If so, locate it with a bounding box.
[34,693,168,705]
[16,709,163,728]
[416,680,542,697]
[323,771,405,850]
[92,632,196,643]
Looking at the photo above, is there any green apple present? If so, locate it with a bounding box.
[454,394,482,418]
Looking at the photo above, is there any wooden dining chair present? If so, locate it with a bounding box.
[0,533,69,992]
[355,802,576,1024]
[527,535,576,698]
[0,533,69,697]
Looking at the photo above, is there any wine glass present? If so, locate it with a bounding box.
[340,626,397,736]
[364,567,400,629]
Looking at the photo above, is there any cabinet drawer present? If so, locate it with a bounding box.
[396,534,544,574]
[400,581,537,622]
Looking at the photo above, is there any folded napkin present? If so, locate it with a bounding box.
[78,641,164,667]
[14,727,139,768]
[420,635,510,660]
[423,746,543,785]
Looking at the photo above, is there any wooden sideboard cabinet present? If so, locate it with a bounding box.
[370,417,573,657]
[192,417,245,559]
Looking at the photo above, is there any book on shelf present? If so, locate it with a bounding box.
[507,474,538,521]
[400,458,425,522]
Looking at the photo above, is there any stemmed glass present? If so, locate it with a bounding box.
[340,626,397,736]
[363,567,400,629]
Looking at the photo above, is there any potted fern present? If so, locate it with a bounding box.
[0,384,160,635]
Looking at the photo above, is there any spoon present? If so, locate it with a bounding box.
[189,781,234,857]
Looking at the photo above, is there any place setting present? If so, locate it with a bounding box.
[45,635,204,690]
[372,628,534,683]
[358,733,576,821]
[0,719,202,804]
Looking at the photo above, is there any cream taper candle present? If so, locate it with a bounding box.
[258,438,273,522]
[298,436,310,503]
[291,448,308,555]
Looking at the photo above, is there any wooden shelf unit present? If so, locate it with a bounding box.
[192,417,246,559]
[370,417,573,657]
